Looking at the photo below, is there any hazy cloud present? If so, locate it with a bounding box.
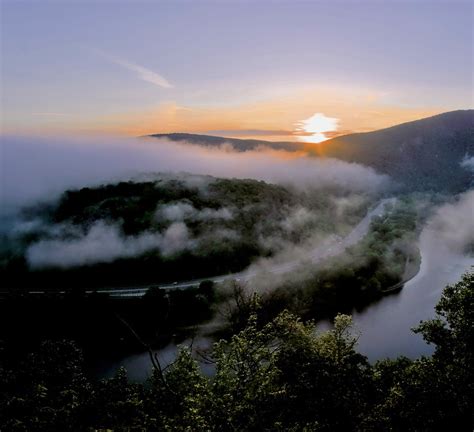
[26,221,194,268]
[0,135,390,214]
[428,190,474,254]
[460,155,474,172]
[155,201,233,223]
[280,207,317,234]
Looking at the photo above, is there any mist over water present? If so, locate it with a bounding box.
[2,134,472,372]
[102,225,473,379]
[351,223,473,361]
[320,192,474,361]
[100,193,473,379]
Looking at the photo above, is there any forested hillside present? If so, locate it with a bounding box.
[317,110,474,192]
[1,174,372,289]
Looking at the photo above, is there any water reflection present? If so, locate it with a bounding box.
[350,225,473,361]
[103,225,473,379]
[99,337,214,382]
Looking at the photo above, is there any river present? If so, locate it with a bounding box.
[100,222,473,380]
[349,224,473,361]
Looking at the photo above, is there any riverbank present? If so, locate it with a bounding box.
[351,224,474,361]
[381,252,422,294]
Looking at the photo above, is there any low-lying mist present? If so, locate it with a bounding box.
[0,134,394,277]
[26,221,193,269]
[1,133,472,311]
[427,190,474,254]
[1,135,390,213]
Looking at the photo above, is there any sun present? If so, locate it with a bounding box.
[295,113,340,144]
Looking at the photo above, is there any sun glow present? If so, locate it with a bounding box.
[295,113,340,143]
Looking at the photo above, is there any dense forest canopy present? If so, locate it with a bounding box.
[1,271,472,431]
[1,174,376,288]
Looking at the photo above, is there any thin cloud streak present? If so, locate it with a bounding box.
[96,49,173,89]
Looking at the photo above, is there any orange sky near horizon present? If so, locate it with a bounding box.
[2,1,471,145]
[69,87,443,142]
[2,86,444,143]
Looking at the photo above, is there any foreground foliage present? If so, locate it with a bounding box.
[1,271,472,431]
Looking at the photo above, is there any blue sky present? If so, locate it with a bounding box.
[1,0,472,138]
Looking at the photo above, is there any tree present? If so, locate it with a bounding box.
[1,271,472,431]
[366,271,474,431]
[273,313,373,431]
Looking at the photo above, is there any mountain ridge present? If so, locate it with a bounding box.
[316,110,473,191]
[146,132,305,152]
[147,110,474,192]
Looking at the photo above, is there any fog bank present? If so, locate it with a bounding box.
[428,190,474,254]
[1,135,390,213]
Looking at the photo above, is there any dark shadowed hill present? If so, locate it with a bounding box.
[316,110,474,192]
[148,110,473,192]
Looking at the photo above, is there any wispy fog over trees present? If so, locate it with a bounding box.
[1,175,377,288]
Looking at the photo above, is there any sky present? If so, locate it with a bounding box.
[1,0,473,142]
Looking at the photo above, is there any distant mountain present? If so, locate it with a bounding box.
[147,132,306,152]
[317,110,473,192]
[148,110,474,192]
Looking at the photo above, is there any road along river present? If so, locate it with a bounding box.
[101,220,473,380]
[94,198,396,298]
[98,198,408,380]
[3,198,393,298]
